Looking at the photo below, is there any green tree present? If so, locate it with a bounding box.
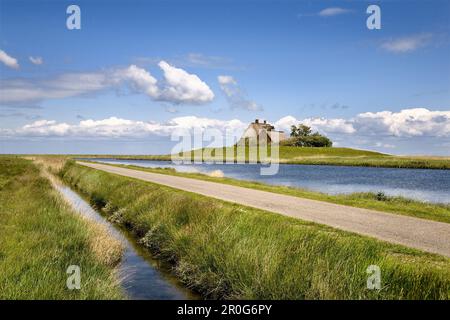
[285,123,332,147]
[290,124,312,137]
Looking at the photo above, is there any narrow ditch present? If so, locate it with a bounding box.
[52,179,199,300]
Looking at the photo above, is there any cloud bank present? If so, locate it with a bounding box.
[3,108,448,143]
[275,108,450,138]
[3,116,246,139]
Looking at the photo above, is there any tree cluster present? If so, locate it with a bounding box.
[282,124,333,147]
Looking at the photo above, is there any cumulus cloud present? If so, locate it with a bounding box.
[274,108,450,154]
[354,108,450,137]
[29,56,43,65]
[318,7,353,17]
[274,116,297,131]
[381,33,432,53]
[0,61,214,106]
[275,108,450,138]
[275,115,355,135]
[0,50,19,69]
[158,61,214,104]
[304,118,356,134]
[218,75,261,111]
[115,64,159,97]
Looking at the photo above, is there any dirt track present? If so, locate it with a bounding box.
[77,161,450,257]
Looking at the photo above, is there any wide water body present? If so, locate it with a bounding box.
[86,159,450,204]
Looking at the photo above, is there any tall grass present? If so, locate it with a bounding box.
[61,161,450,299]
[0,157,124,299]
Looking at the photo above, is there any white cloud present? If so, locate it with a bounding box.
[381,33,432,53]
[276,115,355,134]
[0,73,109,104]
[4,109,449,148]
[0,50,19,69]
[7,116,246,139]
[22,120,71,136]
[0,61,214,106]
[274,116,298,132]
[218,75,261,111]
[29,56,43,65]
[115,64,159,97]
[318,7,352,17]
[158,61,214,104]
[276,108,450,138]
[218,75,235,85]
[303,118,356,134]
[354,108,450,137]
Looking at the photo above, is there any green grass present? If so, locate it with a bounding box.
[90,162,450,224]
[56,145,450,169]
[61,161,450,299]
[0,157,124,299]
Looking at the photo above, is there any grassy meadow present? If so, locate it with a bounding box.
[0,157,124,299]
[71,146,450,169]
[60,160,450,299]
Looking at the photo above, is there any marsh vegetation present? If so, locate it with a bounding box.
[0,157,124,299]
[60,160,450,299]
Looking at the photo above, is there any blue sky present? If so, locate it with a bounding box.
[0,0,449,155]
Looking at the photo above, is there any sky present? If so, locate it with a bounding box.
[0,0,449,155]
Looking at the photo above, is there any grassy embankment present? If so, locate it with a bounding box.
[85,162,450,224]
[0,157,124,299]
[71,146,450,169]
[61,160,450,299]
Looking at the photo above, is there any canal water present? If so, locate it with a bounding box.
[53,181,198,300]
[84,159,450,204]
